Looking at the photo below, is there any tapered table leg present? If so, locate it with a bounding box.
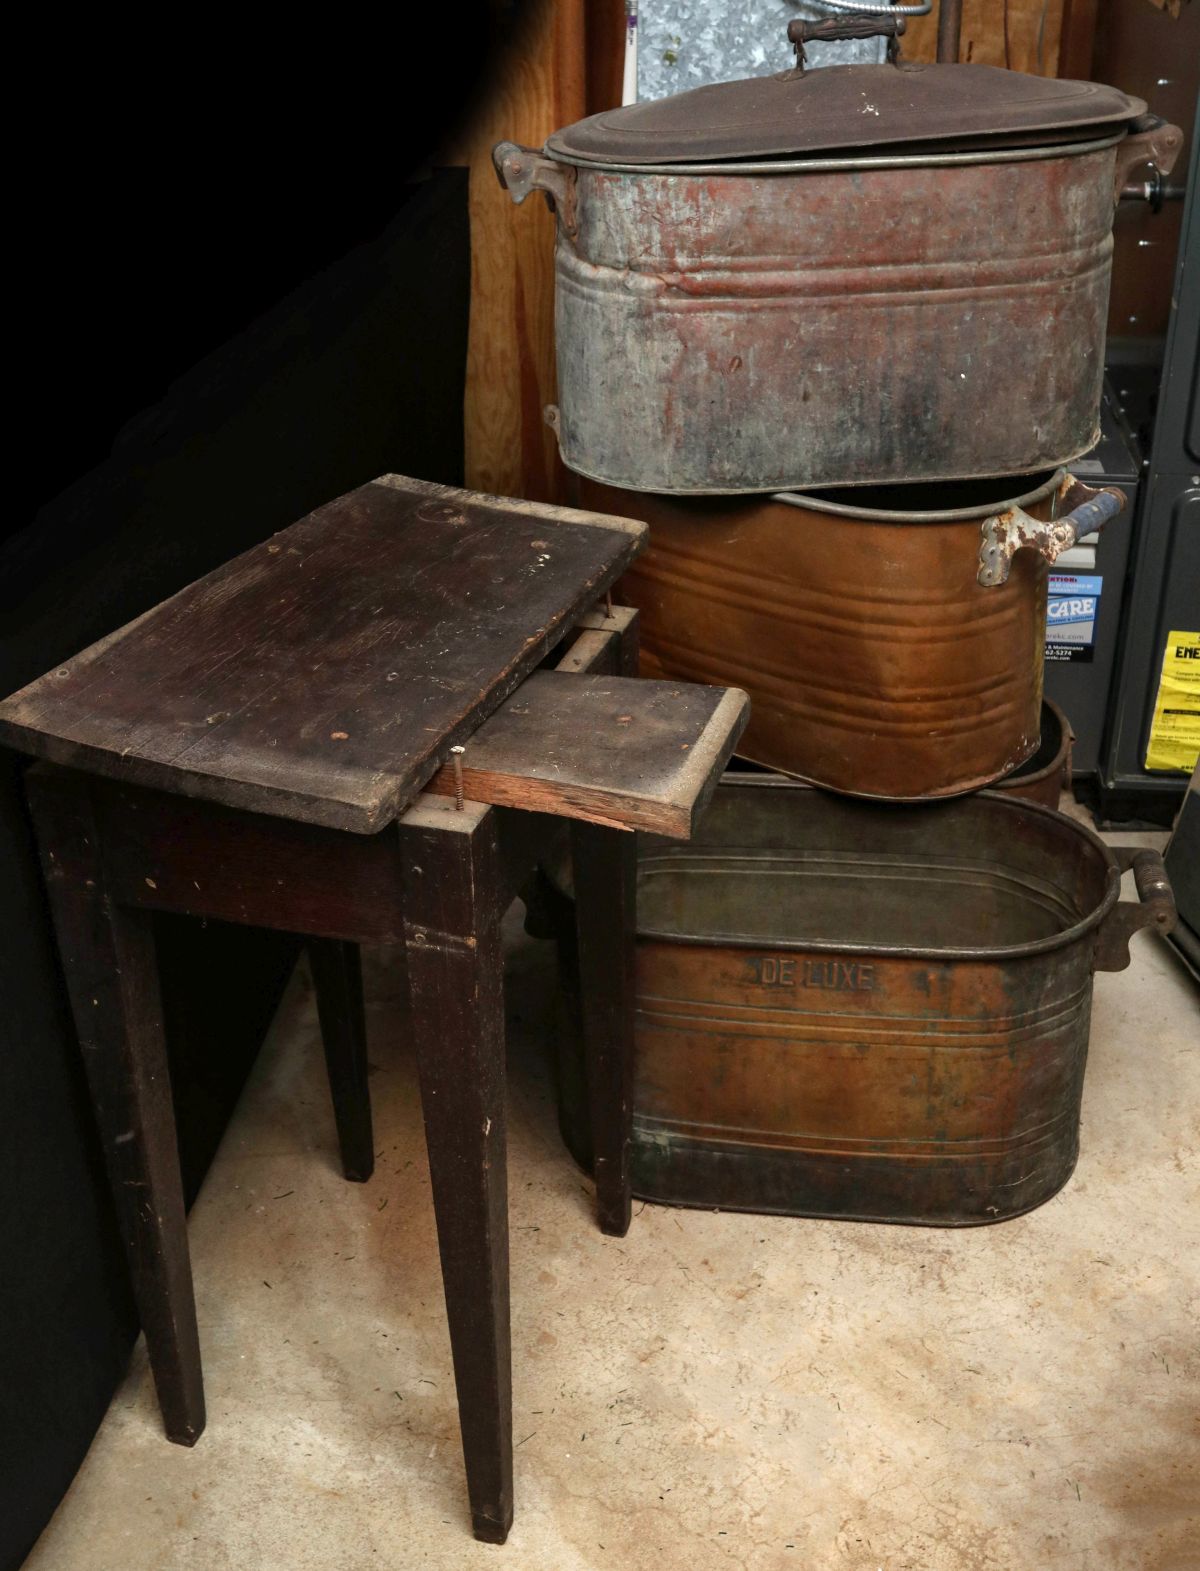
[26,767,205,1444]
[308,938,374,1182]
[398,797,512,1544]
[570,819,636,1238]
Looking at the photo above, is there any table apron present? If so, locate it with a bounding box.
[35,768,538,946]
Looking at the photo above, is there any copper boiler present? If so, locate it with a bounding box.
[581,473,1121,800]
[546,778,1176,1225]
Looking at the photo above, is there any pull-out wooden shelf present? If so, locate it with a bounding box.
[427,670,748,837]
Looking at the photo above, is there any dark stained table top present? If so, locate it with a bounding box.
[0,476,647,831]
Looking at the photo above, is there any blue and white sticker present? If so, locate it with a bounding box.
[1046,573,1102,663]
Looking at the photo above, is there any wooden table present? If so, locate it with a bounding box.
[0,476,747,1542]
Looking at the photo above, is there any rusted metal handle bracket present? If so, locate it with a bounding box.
[492,141,578,239]
[1095,847,1176,972]
[1112,116,1184,207]
[977,481,1126,587]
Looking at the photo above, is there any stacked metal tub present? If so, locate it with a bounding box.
[498,15,1180,1223]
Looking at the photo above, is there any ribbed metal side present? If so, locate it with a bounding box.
[584,480,1052,797]
[551,782,1112,1223]
[555,146,1116,492]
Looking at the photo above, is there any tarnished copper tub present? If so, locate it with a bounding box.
[729,696,1075,806]
[580,472,1120,800]
[546,778,1175,1225]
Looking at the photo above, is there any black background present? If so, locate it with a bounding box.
[1,11,524,1565]
[9,10,515,528]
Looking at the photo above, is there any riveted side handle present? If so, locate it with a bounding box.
[1094,847,1176,972]
[977,481,1126,587]
[1113,116,1184,206]
[492,141,578,238]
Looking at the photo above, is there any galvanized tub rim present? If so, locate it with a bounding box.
[542,130,1124,179]
[633,783,1123,965]
[772,469,1066,524]
[553,444,1097,500]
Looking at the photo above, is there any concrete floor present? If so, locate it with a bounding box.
[24,830,1200,1571]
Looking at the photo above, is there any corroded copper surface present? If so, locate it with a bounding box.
[547,781,1173,1224]
[991,696,1073,809]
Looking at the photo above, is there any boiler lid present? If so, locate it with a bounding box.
[546,39,1145,167]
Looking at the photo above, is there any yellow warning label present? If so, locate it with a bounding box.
[1145,630,1200,772]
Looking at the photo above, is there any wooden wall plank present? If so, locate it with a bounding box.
[1057,0,1099,78]
[447,0,625,505]
[445,1,581,504]
[905,0,1065,74]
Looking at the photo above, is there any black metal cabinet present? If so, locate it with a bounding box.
[1099,129,1200,822]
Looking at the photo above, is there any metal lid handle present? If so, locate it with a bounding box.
[787,15,905,71]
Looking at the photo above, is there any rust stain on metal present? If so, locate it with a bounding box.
[500,140,1129,493]
[492,141,578,239]
[1111,118,1185,204]
[990,699,1074,809]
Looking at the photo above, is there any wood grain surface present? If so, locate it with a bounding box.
[905,0,1065,72]
[397,797,514,1542]
[0,476,646,832]
[554,605,639,677]
[571,815,636,1236]
[448,0,626,504]
[425,670,749,838]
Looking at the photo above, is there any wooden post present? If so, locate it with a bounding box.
[570,818,636,1236]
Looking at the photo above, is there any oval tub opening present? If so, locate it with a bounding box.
[637,784,1111,954]
[793,470,1060,519]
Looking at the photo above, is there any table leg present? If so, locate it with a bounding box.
[570,820,636,1238]
[26,767,206,1444]
[398,799,513,1543]
[308,939,374,1182]
[615,603,640,677]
